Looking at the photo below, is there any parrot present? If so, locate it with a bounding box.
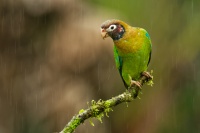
[100,19,152,97]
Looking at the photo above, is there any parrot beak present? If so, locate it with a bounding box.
[101,28,109,39]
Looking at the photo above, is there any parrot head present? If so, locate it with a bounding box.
[100,19,127,40]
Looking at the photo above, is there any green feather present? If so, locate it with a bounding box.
[114,27,152,88]
[114,46,129,88]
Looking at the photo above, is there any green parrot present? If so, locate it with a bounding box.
[100,19,152,97]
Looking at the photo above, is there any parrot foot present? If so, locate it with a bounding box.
[129,80,142,98]
[130,80,142,89]
[142,71,153,79]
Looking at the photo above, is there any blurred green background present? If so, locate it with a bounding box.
[0,0,200,133]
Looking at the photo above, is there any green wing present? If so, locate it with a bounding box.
[113,46,128,88]
[113,46,122,73]
[145,31,152,66]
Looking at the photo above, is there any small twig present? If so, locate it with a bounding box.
[60,74,153,133]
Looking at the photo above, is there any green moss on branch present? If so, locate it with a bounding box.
[60,73,153,133]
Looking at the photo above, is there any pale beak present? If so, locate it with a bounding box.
[101,28,109,39]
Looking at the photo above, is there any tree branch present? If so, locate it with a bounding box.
[60,74,153,133]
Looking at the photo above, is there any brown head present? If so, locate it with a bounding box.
[100,19,128,40]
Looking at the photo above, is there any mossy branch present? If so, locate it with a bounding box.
[60,72,153,133]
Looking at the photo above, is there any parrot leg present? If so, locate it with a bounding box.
[142,71,153,79]
[130,80,142,89]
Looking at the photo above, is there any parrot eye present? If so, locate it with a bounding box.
[107,24,117,32]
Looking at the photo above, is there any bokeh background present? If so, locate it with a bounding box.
[0,0,200,133]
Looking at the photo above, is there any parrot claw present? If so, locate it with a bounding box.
[142,71,153,79]
[130,80,142,89]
